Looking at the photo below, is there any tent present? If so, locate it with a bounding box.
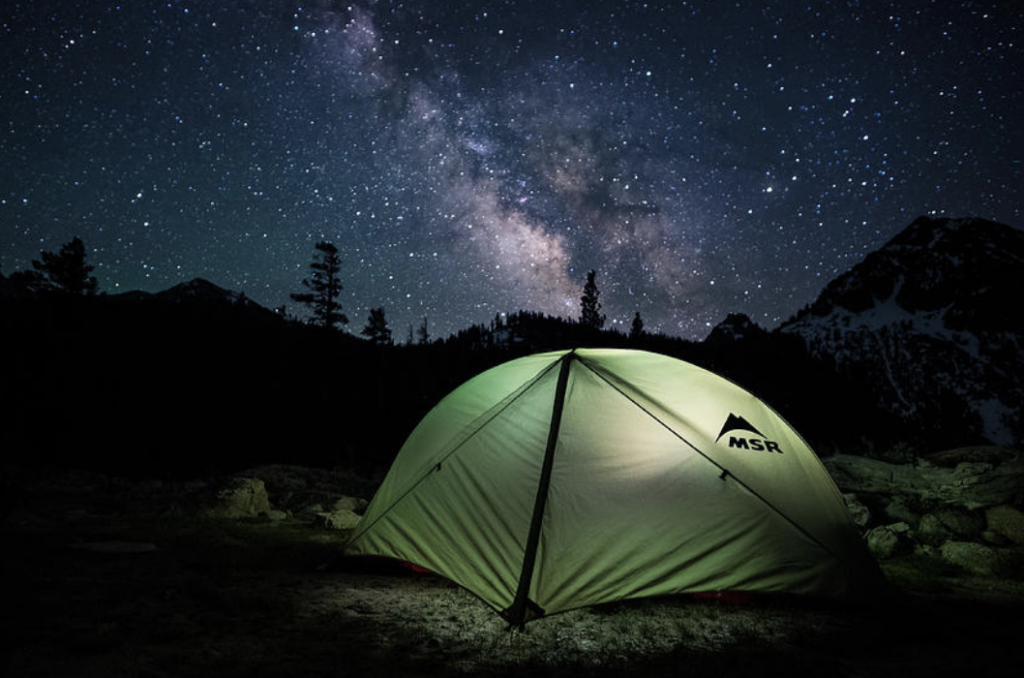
[345,348,880,625]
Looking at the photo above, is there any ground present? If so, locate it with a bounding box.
[3,465,1023,677]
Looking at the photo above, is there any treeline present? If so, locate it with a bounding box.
[2,288,902,481]
[2,238,910,479]
[285,241,649,352]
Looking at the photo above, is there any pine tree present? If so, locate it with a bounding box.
[361,307,393,346]
[23,237,98,295]
[580,269,605,331]
[291,241,348,331]
[629,311,645,342]
[417,316,430,345]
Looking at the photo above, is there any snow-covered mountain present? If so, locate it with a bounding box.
[778,216,1024,447]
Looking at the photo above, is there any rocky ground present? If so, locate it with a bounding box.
[3,455,1024,677]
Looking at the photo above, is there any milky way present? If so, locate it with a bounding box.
[1,1,1020,339]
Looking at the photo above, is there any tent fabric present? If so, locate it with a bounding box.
[345,348,880,624]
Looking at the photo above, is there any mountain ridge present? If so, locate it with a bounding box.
[2,215,1020,475]
[775,216,1023,447]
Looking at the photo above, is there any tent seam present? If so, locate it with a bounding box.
[505,349,575,626]
[575,353,846,565]
[347,355,565,548]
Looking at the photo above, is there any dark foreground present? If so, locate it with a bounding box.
[4,466,1023,677]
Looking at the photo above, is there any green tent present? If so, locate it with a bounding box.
[346,348,880,624]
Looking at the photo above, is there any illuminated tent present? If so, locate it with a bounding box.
[345,348,879,625]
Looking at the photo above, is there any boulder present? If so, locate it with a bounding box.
[986,505,1024,545]
[939,541,1005,576]
[928,446,1020,467]
[233,464,379,511]
[865,522,911,559]
[841,493,872,528]
[206,477,273,519]
[824,448,1024,582]
[332,496,369,513]
[883,497,920,527]
[917,514,951,547]
[296,503,325,521]
[317,509,362,530]
[935,508,985,540]
[913,543,939,558]
[981,531,1008,547]
[823,450,1024,509]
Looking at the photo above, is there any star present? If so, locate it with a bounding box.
[0,1,1019,339]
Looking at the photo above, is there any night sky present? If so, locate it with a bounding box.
[2,1,1020,340]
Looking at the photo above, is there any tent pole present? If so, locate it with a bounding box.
[505,349,575,627]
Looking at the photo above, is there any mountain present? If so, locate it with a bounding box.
[5,218,1020,478]
[153,277,255,306]
[777,216,1024,448]
[1,272,280,320]
[704,312,770,344]
[104,277,286,325]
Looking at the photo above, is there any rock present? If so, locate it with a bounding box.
[928,446,1020,467]
[296,503,325,521]
[913,544,938,558]
[865,522,911,559]
[822,449,1024,582]
[842,493,872,528]
[935,508,985,539]
[234,464,379,510]
[823,451,1024,509]
[981,531,1008,546]
[317,509,361,530]
[917,514,951,547]
[865,527,899,559]
[332,496,369,513]
[939,541,1005,576]
[883,497,920,527]
[986,505,1024,545]
[889,522,912,536]
[267,509,289,522]
[206,477,272,519]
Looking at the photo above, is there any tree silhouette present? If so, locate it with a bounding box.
[417,316,431,345]
[629,311,645,342]
[291,241,348,331]
[19,237,98,295]
[361,307,393,346]
[580,269,606,331]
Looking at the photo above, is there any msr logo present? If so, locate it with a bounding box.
[715,414,784,454]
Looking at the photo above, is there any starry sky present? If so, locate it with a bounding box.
[2,1,1021,340]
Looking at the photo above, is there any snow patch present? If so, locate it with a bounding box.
[783,291,980,360]
[972,398,1016,447]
